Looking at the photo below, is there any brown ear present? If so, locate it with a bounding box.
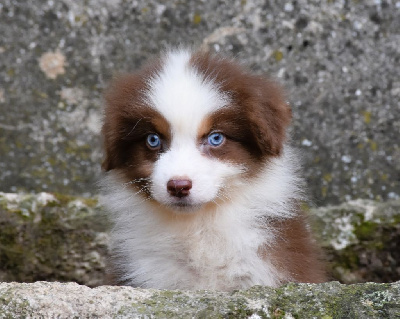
[101,74,139,172]
[102,159,112,171]
[101,143,115,172]
[101,58,162,172]
[246,78,292,157]
[101,156,112,171]
[101,120,122,172]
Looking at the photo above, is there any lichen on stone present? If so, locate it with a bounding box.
[0,192,110,286]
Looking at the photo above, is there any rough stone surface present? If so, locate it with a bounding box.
[0,192,109,287]
[0,0,399,205]
[1,192,399,287]
[312,199,400,284]
[0,281,399,318]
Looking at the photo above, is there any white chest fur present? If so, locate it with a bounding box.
[103,186,282,290]
[101,149,302,290]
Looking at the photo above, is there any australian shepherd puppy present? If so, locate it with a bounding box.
[100,49,326,291]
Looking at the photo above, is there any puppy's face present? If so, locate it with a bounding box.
[102,50,291,212]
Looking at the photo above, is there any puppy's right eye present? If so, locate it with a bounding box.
[146,133,161,150]
[207,132,225,147]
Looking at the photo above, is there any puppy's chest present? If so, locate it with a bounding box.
[182,228,240,269]
[155,222,271,287]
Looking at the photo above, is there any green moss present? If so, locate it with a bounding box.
[31,167,49,179]
[271,282,395,317]
[0,192,108,285]
[368,139,378,151]
[81,197,98,207]
[331,247,360,273]
[323,173,333,183]
[6,68,15,77]
[65,141,92,160]
[225,298,253,317]
[362,111,372,124]
[321,186,328,197]
[0,135,12,154]
[273,50,283,62]
[354,220,378,240]
[0,290,31,318]
[32,89,48,99]
[193,13,202,25]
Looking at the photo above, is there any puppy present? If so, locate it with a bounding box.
[100,49,326,291]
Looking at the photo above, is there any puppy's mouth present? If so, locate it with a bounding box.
[167,200,203,212]
[172,202,192,208]
[148,191,204,212]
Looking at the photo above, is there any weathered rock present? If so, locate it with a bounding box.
[0,281,399,318]
[312,199,400,284]
[1,0,399,205]
[1,192,399,286]
[0,192,109,287]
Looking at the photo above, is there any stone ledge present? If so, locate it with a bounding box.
[0,281,399,318]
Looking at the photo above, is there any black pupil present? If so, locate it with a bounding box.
[149,135,157,145]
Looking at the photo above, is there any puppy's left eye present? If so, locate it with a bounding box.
[146,133,161,150]
[208,132,225,147]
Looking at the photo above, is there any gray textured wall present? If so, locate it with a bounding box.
[1,0,399,205]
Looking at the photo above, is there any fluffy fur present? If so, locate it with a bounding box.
[100,49,326,291]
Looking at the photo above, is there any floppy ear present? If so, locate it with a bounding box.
[101,117,129,172]
[102,157,113,172]
[101,122,117,172]
[246,78,292,157]
[101,74,140,172]
[101,57,163,172]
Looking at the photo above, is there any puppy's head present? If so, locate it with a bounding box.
[102,50,291,212]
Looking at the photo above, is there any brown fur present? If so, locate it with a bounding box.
[260,211,327,283]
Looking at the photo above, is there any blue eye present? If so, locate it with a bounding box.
[207,132,225,147]
[146,133,161,149]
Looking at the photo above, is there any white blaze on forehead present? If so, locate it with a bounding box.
[146,49,229,137]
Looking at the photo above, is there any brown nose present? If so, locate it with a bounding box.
[167,179,192,198]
